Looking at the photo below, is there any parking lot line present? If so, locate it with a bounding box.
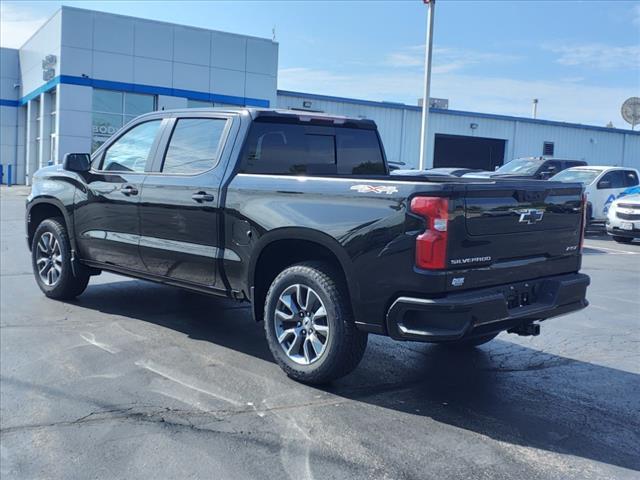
[583,244,639,255]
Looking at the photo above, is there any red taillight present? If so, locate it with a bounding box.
[410,196,449,269]
[579,193,587,252]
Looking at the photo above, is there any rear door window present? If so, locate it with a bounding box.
[161,118,228,174]
[241,123,336,175]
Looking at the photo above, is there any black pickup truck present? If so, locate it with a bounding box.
[26,108,590,383]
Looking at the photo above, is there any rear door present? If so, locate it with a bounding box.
[138,114,233,287]
[74,119,163,270]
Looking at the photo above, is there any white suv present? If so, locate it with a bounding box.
[550,166,640,223]
[607,194,640,243]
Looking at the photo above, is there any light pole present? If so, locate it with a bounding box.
[418,0,435,171]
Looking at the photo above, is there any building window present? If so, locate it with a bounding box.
[543,141,554,156]
[50,135,58,165]
[92,89,156,151]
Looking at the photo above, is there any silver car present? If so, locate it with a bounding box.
[606,194,640,243]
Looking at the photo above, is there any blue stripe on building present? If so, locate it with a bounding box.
[15,75,270,108]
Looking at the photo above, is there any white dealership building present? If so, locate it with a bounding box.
[1,6,638,184]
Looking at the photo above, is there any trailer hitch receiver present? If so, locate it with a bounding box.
[508,322,540,337]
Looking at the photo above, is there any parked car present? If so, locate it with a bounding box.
[606,194,640,243]
[26,108,590,384]
[391,167,482,177]
[550,166,640,222]
[463,157,587,180]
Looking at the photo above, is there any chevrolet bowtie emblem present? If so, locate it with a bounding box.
[514,208,544,224]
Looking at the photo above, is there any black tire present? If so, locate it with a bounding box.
[31,218,90,300]
[263,261,368,384]
[440,333,498,350]
[612,236,633,244]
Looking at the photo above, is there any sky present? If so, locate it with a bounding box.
[1,0,639,127]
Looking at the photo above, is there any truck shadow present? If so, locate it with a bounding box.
[76,279,640,473]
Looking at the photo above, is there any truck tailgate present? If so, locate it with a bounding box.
[442,179,584,290]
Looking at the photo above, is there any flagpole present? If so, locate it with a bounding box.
[418,0,435,170]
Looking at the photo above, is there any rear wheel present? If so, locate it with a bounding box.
[612,236,634,244]
[31,218,89,300]
[263,261,368,384]
[440,333,498,350]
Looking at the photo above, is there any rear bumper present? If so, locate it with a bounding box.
[386,273,590,342]
[606,226,640,239]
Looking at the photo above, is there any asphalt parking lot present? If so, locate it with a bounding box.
[1,185,639,480]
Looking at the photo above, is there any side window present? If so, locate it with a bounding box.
[101,120,161,172]
[624,170,639,187]
[241,123,336,175]
[598,171,626,189]
[162,118,228,174]
[337,129,386,175]
[543,160,561,175]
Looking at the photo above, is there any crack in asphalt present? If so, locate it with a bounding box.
[0,396,352,436]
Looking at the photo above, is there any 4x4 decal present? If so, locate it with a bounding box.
[350,184,398,195]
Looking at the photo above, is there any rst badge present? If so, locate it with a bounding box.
[350,185,398,195]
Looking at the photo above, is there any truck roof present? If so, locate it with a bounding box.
[566,165,638,172]
[142,107,378,129]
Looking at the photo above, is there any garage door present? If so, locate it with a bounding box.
[434,134,506,171]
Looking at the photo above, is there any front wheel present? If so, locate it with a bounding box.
[263,261,368,384]
[612,236,634,244]
[31,218,90,300]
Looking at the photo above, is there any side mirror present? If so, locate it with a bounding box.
[597,179,611,189]
[63,153,91,172]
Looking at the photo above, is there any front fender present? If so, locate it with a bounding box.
[27,172,79,251]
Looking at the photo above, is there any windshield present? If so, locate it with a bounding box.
[550,169,600,184]
[496,158,542,175]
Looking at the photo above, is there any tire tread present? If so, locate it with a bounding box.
[32,217,89,300]
[264,261,367,384]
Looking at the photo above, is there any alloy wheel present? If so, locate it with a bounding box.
[36,232,62,286]
[274,284,329,365]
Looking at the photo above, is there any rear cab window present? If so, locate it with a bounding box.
[240,120,386,175]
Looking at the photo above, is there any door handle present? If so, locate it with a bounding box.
[121,185,138,196]
[192,191,215,203]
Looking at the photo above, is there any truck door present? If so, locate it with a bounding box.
[137,115,233,288]
[597,170,628,218]
[74,119,163,270]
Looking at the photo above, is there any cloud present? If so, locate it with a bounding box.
[278,66,633,127]
[547,43,640,70]
[385,45,520,74]
[0,3,49,49]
